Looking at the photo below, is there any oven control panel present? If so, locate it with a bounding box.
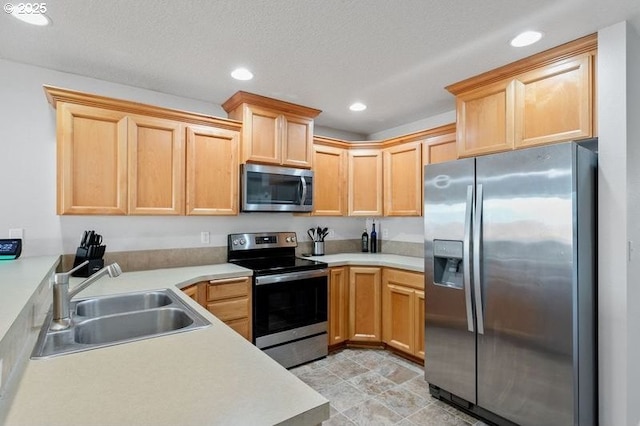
[228,232,297,251]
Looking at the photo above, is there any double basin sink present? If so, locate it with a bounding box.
[32,289,210,359]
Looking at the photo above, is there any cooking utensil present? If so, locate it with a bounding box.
[307,228,316,241]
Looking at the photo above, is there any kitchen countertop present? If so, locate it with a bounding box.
[1,260,329,426]
[0,256,59,339]
[304,253,424,272]
[1,252,423,425]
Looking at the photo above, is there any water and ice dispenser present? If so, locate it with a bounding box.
[433,240,463,289]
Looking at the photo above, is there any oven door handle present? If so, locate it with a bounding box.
[255,268,328,285]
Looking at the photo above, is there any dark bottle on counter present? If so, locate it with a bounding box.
[370,222,377,253]
[361,228,369,252]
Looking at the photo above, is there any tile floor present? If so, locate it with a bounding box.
[290,348,488,426]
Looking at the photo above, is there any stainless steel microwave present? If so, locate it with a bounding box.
[241,164,313,212]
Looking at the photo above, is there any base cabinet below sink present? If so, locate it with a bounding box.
[182,277,252,341]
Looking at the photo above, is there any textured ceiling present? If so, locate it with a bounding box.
[1,0,639,137]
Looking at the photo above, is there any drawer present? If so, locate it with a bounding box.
[207,298,249,322]
[207,278,250,301]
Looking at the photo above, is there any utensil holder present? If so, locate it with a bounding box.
[312,242,325,256]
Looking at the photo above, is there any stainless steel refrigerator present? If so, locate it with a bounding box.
[424,141,597,426]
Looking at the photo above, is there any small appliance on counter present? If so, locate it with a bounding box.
[72,230,106,277]
[0,238,22,260]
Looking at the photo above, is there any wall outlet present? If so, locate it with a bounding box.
[382,228,389,238]
[200,231,210,244]
[328,229,335,238]
[9,228,23,239]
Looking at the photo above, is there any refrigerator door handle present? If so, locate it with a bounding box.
[463,185,474,333]
[473,183,485,334]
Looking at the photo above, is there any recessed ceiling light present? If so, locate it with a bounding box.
[9,8,51,26]
[510,31,543,47]
[349,102,367,112]
[231,68,254,81]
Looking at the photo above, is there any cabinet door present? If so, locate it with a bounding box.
[514,54,593,148]
[242,105,281,165]
[182,284,200,303]
[382,282,414,354]
[329,267,349,345]
[128,115,185,215]
[282,114,313,168]
[348,150,383,216]
[456,79,515,158]
[57,103,128,215]
[423,130,457,165]
[383,141,422,216]
[313,144,347,216]
[414,289,425,360]
[186,125,239,215]
[348,267,381,342]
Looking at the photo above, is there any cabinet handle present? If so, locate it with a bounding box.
[208,277,249,285]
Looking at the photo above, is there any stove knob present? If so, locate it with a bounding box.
[232,239,239,245]
[240,239,246,245]
[290,236,296,243]
[285,237,291,243]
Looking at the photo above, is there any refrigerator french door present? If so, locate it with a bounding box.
[424,141,596,426]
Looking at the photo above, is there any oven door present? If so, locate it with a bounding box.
[253,269,328,349]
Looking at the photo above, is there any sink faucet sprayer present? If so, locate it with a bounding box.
[50,261,122,331]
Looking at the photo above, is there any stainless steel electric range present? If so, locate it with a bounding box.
[227,232,329,368]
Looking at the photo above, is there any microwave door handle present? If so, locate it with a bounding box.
[299,176,308,206]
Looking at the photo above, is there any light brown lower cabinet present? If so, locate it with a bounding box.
[182,283,199,303]
[348,267,382,342]
[382,268,425,360]
[181,277,252,341]
[328,267,349,345]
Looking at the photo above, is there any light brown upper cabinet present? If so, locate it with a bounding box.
[46,85,242,216]
[422,124,457,165]
[222,91,321,168]
[348,148,383,216]
[312,138,348,216]
[56,103,128,215]
[383,141,422,216]
[448,34,596,158]
[186,125,240,215]
[127,115,185,215]
[514,54,593,148]
[454,79,516,157]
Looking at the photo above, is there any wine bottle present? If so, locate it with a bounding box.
[370,222,377,253]
[361,228,369,252]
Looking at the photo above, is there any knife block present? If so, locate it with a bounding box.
[72,246,106,277]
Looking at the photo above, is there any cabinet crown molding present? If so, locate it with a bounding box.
[43,85,242,131]
[222,91,322,118]
[314,122,456,149]
[446,33,597,95]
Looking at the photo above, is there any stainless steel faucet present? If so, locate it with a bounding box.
[50,261,122,331]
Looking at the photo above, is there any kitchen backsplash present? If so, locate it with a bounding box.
[61,239,423,272]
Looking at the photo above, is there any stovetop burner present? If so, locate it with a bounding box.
[227,232,327,275]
